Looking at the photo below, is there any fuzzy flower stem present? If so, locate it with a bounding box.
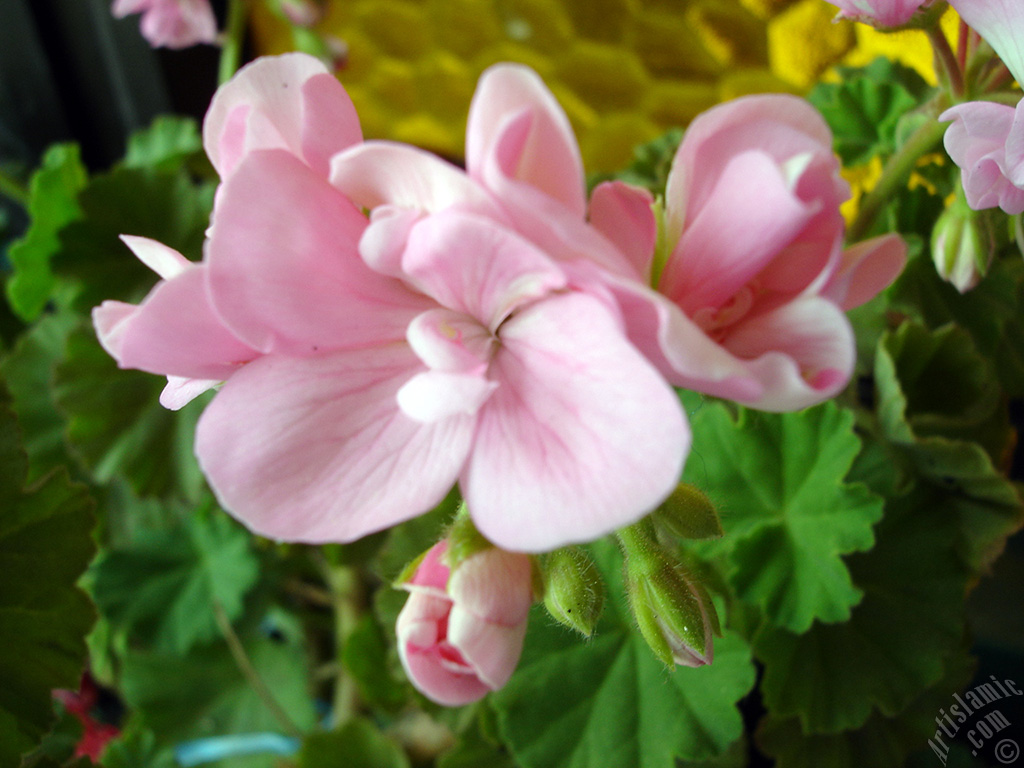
[218,0,249,85]
[927,24,964,98]
[848,115,949,242]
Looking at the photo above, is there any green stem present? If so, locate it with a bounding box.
[847,115,949,243]
[213,602,303,738]
[0,167,30,208]
[927,24,963,98]
[218,0,249,85]
[325,564,362,727]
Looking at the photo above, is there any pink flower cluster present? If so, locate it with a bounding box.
[94,54,906,703]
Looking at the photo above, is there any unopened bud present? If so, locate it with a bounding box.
[279,0,322,27]
[619,523,718,667]
[931,195,994,293]
[539,547,605,637]
[653,483,723,540]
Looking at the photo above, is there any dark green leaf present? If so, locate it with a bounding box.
[342,613,408,711]
[298,719,410,768]
[122,116,205,173]
[684,402,884,632]
[91,508,260,655]
[5,145,87,321]
[0,383,95,766]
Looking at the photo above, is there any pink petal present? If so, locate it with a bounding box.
[195,346,475,543]
[400,541,451,593]
[120,235,191,280]
[588,181,656,281]
[206,150,427,355]
[405,308,494,373]
[447,606,528,689]
[98,265,257,380]
[822,234,907,310]
[397,371,498,422]
[942,101,1024,215]
[401,211,567,329]
[329,142,507,220]
[466,63,585,217]
[160,376,219,410]
[660,150,816,314]
[203,53,361,178]
[948,0,1024,85]
[134,0,218,48]
[463,293,689,552]
[448,549,534,625]
[723,297,856,411]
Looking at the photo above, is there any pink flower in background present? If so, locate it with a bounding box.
[590,95,906,412]
[941,99,1024,215]
[823,0,929,26]
[947,0,1024,85]
[111,0,217,49]
[396,541,533,705]
[96,55,688,553]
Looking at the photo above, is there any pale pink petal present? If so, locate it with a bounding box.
[160,376,219,410]
[401,542,451,592]
[448,549,534,624]
[361,205,423,278]
[112,0,149,17]
[447,607,528,689]
[133,0,218,48]
[466,64,585,217]
[1001,98,1024,188]
[397,371,498,422]
[822,234,907,310]
[401,211,567,328]
[588,181,656,281]
[329,142,507,220]
[405,308,494,373]
[949,0,1024,85]
[941,101,1024,214]
[120,235,192,280]
[103,265,257,380]
[93,301,137,364]
[723,297,856,411]
[203,53,361,178]
[828,0,926,27]
[207,150,428,355]
[195,346,475,543]
[660,150,816,314]
[397,608,492,706]
[463,293,689,552]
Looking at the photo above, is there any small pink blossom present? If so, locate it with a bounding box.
[111,0,218,49]
[396,541,533,706]
[590,95,906,412]
[941,99,1024,215]
[824,0,930,26]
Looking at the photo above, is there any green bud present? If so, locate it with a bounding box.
[618,523,718,667]
[444,503,494,571]
[931,195,994,294]
[539,547,606,637]
[653,483,723,539]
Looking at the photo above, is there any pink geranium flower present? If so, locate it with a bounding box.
[95,55,688,552]
[396,541,533,705]
[824,0,930,26]
[941,99,1024,215]
[111,0,218,49]
[589,96,907,412]
[947,0,1024,85]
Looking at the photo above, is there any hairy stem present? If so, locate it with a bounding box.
[927,24,963,98]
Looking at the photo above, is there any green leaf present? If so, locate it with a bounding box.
[297,720,410,768]
[91,508,260,655]
[122,116,205,173]
[874,322,1024,571]
[5,144,87,321]
[491,540,756,768]
[754,484,969,734]
[756,646,976,768]
[54,322,208,500]
[0,383,95,766]
[342,613,408,711]
[808,59,927,165]
[120,629,317,748]
[100,727,177,768]
[54,166,214,312]
[683,401,884,633]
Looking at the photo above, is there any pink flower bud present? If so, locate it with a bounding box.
[111,0,218,49]
[396,541,534,706]
[824,0,930,27]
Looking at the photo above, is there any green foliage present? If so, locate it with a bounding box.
[342,613,409,711]
[809,58,931,165]
[5,145,87,322]
[492,540,756,768]
[298,719,410,768]
[0,384,95,767]
[122,116,206,173]
[683,401,884,633]
[90,507,260,655]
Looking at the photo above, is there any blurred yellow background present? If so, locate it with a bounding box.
[251,0,951,173]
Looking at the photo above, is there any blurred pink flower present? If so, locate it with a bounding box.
[591,96,906,411]
[941,99,1024,215]
[948,0,1024,85]
[111,0,217,49]
[396,541,533,706]
[823,0,929,26]
[96,55,688,553]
